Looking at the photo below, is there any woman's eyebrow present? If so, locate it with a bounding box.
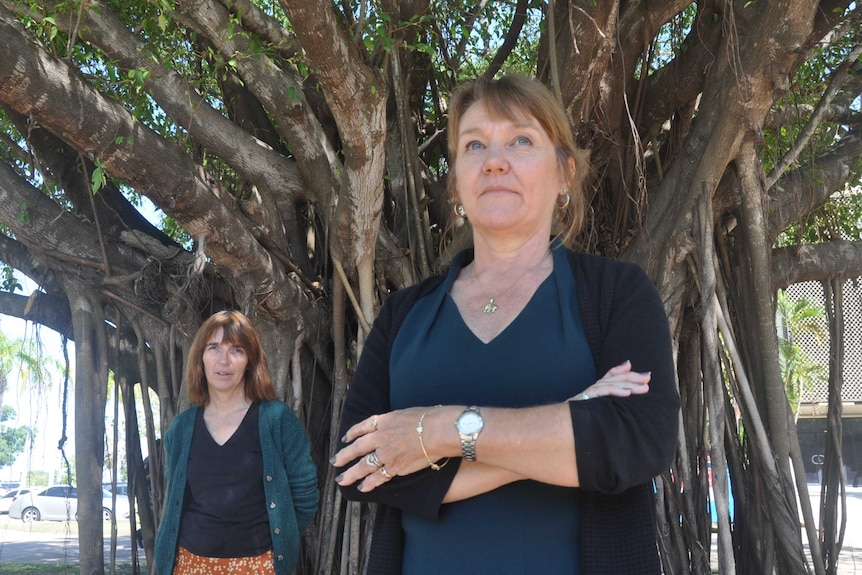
[459,119,539,137]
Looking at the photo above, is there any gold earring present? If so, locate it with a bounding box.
[556,193,571,210]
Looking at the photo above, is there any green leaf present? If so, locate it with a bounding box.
[91,163,106,193]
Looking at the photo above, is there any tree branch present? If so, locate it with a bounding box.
[41,0,305,206]
[279,0,389,268]
[768,130,862,239]
[173,0,336,206]
[483,0,527,80]
[0,16,312,321]
[766,42,862,189]
[773,240,862,289]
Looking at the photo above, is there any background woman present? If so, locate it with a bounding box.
[333,75,679,574]
[155,310,318,575]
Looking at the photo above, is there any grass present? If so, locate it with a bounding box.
[0,514,133,536]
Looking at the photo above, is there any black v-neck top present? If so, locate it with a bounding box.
[178,402,272,557]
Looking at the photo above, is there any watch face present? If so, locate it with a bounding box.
[458,411,483,434]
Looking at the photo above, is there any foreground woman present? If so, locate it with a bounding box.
[333,75,679,574]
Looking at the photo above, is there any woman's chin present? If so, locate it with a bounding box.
[468,209,523,230]
[470,214,549,240]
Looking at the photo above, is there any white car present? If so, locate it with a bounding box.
[9,485,129,522]
[0,488,29,514]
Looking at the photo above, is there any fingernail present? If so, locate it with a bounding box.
[341,434,348,443]
[329,456,336,465]
[357,481,367,492]
[335,474,344,483]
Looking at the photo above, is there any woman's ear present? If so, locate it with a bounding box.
[565,156,577,184]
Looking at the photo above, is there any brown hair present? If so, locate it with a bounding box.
[184,310,277,406]
[446,74,588,244]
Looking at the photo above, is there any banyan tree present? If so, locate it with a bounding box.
[0,1,861,573]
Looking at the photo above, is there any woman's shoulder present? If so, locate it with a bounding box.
[258,400,303,427]
[381,273,447,315]
[163,406,199,452]
[566,250,651,284]
[566,249,642,272]
[258,399,289,419]
[169,405,198,428]
[381,248,475,315]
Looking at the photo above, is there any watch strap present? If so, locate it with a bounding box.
[461,435,478,461]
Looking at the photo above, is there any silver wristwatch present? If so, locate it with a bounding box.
[455,406,484,461]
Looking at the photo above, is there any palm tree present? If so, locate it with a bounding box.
[776,290,828,416]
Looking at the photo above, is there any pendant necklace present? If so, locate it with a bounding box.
[474,249,551,314]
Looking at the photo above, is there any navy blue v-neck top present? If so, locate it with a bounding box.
[390,245,596,574]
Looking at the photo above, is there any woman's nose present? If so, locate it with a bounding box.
[482,146,508,173]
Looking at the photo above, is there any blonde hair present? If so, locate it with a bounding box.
[184,310,277,406]
[446,74,588,244]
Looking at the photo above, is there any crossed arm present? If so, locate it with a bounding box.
[333,362,650,502]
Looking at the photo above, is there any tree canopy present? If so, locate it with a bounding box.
[1,0,861,573]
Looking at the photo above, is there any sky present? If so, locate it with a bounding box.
[1,310,74,485]
[0,197,162,486]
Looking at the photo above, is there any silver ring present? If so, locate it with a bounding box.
[581,392,590,401]
[380,467,393,480]
[365,451,383,468]
[371,415,378,431]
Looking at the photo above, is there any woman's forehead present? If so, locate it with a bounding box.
[466,98,534,124]
[207,325,242,345]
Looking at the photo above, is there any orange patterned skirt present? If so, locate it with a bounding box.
[173,546,275,575]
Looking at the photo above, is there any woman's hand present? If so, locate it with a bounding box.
[332,406,458,493]
[333,361,649,493]
[570,360,650,401]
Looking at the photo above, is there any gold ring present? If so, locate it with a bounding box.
[371,415,378,431]
[380,467,393,480]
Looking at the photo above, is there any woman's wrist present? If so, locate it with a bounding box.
[427,405,467,460]
[417,407,449,470]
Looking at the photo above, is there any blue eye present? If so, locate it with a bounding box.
[465,141,484,151]
[514,136,532,146]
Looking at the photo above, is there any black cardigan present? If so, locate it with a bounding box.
[337,250,680,574]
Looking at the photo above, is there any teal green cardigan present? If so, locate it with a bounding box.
[154,400,319,575]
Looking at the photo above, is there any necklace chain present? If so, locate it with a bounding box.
[474,250,551,314]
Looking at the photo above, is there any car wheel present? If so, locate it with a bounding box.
[21,507,40,523]
[102,507,113,521]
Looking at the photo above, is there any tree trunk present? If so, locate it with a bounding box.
[66,278,109,575]
[821,277,847,575]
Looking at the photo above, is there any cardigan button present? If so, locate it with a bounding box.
[266,475,273,481]
[270,502,276,509]
[277,555,284,561]
[274,528,280,535]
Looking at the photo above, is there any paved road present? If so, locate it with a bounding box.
[804,482,862,574]
[706,482,862,573]
[0,519,145,566]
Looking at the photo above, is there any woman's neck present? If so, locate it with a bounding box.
[206,390,251,415]
[470,233,553,273]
